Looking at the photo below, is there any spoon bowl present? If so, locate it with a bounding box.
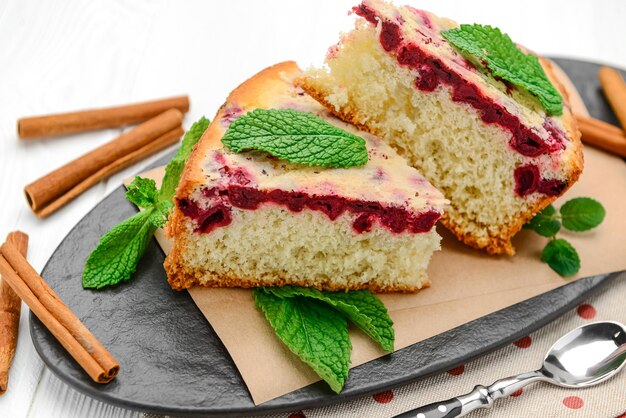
[542,321,626,388]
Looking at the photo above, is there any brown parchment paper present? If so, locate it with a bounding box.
[130,68,626,405]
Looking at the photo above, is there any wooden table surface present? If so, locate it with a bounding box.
[1,1,625,416]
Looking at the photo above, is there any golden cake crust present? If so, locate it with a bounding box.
[295,57,583,256]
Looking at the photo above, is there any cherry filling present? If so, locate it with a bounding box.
[178,199,232,234]
[380,20,403,52]
[178,186,441,235]
[353,213,374,233]
[514,165,568,197]
[352,4,378,24]
[415,66,438,92]
[228,186,265,209]
[538,179,568,196]
[514,165,540,196]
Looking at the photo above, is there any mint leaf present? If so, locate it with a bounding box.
[83,209,157,289]
[126,176,159,209]
[253,289,351,393]
[221,109,368,168]
[560,197,606,232]
[541,238,580,277]
[442,24,563,115]
[525,205,561,237]
[159,116,210,201]
[324,290,394,352]
[267,287,394,352]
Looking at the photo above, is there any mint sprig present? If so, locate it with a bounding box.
[221,109,369,168]
[525,197,605,277]
[441,24,563,115]
[82,117,209,289]
[254,286,394,392]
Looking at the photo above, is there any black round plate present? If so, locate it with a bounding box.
[30,58,624,417]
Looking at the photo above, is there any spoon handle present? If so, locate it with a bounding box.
[393,371,546,418]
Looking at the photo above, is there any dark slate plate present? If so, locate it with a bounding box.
[30,58,625,417]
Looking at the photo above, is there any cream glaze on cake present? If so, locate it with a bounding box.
[297,0,583,255]
[165,61,448,292]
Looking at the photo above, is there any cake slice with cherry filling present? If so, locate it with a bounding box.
[164,62,448,292]
[297,0,583,255]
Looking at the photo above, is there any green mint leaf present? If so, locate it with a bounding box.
[159,116,210,202]
[525,205,561,237]
[83,208,157,289]
[560,197,606,232]
[267,286,394,352]
[541,238,580,277]
[323,290,394,352]
[253,289,351,393]
[221,109,368,168]
[125,176,159,209]
[441,24,563,115]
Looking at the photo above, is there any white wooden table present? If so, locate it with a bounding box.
[0,1,625,416]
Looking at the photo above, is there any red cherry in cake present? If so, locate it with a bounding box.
[514,164,540,196]
[380,21,403,52]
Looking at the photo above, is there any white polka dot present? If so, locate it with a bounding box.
[416,413,425,418]
[438,405,447,412]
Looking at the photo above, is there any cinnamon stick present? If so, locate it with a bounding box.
[599,67,626,134]
[0,232,28,394]
[0,239,119,384]
[18,95,189,139]
[24,109,183,218]
[35,126,184,219]
[576,115,626,158]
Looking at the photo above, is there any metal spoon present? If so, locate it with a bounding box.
[395,321,626,418]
